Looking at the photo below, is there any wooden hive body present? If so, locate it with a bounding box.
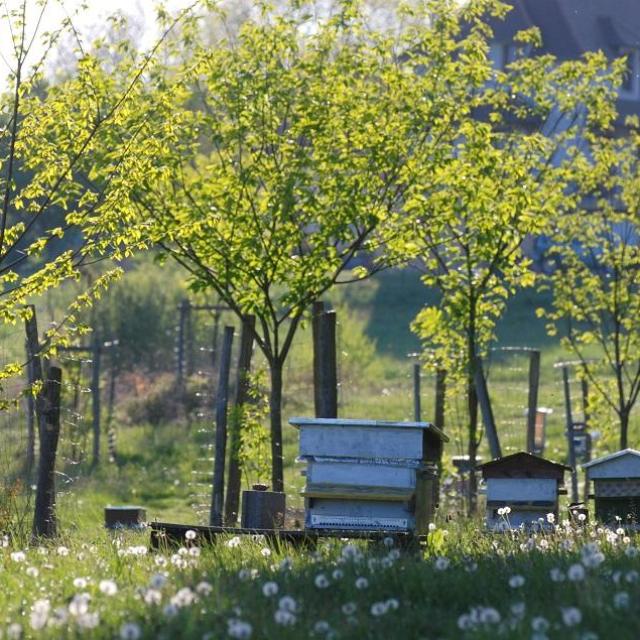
[583,449,640,528]
[479,452,569,531]
[290,418,447,534]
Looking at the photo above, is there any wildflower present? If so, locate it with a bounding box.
[625,570,639,583]
[428,522,437,532]
[568,564,585,582]
[25,566,38,578]
[279,557,293,571]
[171,587,196,608]
[561,607,582,627]
[531,616,549,632]
[29,599,50,631]
[120,622,142,640]
[625,546,638,558]
[226,536,241,548]
[388,548,401,560]
[341,544,361,560]
[342,602,357,615]
[613,591,629,609]
[10,551,26,563]
[278,596,298,612]
[480,607,501,624]
[196,581,213,596]
[434,556,450,571]
[383,536,395,547]
[550,568,565,582]
[274,609,296,626]
[149,573,167,589]
[227,619,252,639]
[355,577,369,589]
[510,602,526,619]
[7,623,23,639]
[332,569,344,580]
[262,581,278,597]
[546,513,555,524]
[57,546,69,556]
[163,603,178,618]
[457,614,473,631]
[185,529,197,541]
[144,589,162,605]
[370,601,388,616]
[314,574,330,589]
[77,611,100,630]
[68,593,91,617]
[313,620,330,634]
[386,598,400,610]
[582,552,604,568]
[509,575,525,588]
[578,512,586,522]
[261,547,272,557]
[99,579,118,596]
[73,577,88,589]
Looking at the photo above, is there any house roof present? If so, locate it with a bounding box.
[483,1,640,125]
[487,0,640,59]
[479,451,570,479]
[583,448,640,469]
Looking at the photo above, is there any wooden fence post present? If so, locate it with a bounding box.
[413,362,421,422]
[562,365,579,503]
[474,357,501,459]
[176,299,189,387]
[24,306,45,478]
[314,309,338,419]
[526,350,541,454]
[211,310,221,371]
[91,335,101,467]
[434,369,446,431]
[32,366,62,539]
[210,326,234,526]
[224,315,256,525]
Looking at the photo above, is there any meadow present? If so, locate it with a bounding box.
[1,266,639,639]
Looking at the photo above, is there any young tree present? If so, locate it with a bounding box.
[540,123,640,450]
[134,0,511,491]
[0,1,200,391]
[403,32,621,512]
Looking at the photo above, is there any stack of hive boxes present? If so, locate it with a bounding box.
[289,418,448,534]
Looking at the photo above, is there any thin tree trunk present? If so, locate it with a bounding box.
[620,408,629,450]
[466,306,479,516]
[269,360,284,492]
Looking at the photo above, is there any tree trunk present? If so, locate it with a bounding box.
[467,369,479,516]
[269,360,284,492]
[620,408,629,450]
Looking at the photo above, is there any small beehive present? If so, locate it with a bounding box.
[289,418,448,534]
[104,505,146,529]
[479,452,569,531]
[583,449,640,529]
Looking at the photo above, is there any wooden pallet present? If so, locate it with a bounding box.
[149,521,425,549]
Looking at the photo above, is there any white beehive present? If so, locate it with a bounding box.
[583,449,640,529]
[290,418,448,533]
[479,452,570,531]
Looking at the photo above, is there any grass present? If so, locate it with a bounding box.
[0,513,638,638]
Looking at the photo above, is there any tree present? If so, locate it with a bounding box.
[540,122,640,450]
[403,29,621,512]
[0,1,201,393]
[134,0,511,491]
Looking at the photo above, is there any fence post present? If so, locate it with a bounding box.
[474,357,501,459]
[434,369,446,431]
[91,335,101,467]
[24,305,43,478]
[32,366,62,539]
[106,341,118,463]
[413,363,421,422]
[314,309,338,418]
[211,310,221,371]
[176,299,189,387]
[210,326,234,526]
[563,365,579,503]
[224,315,256,525]
[526,350,541,454]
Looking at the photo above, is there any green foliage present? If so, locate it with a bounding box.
[540,122,640,447]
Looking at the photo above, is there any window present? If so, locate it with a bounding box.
[620,48,640,98]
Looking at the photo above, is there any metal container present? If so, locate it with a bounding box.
[241,485,286,529]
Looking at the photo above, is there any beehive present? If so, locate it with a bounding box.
[583,449,640,529]
[289,418,448,534]
[479,452,569,531]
